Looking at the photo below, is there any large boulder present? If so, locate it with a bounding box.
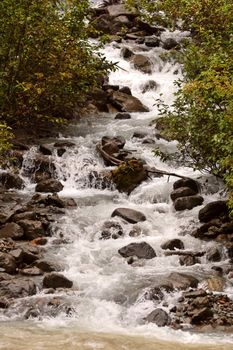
[111,207,146,223]
[161,239,184,251]
[118,242,156,259]
[111,91,149,112]
[170,187,197,201]
[0,276,36,298]
[0,172,24,190]
[35,179,64,193]
[18,219,45,240]
[174,195,204,211]
[0,223,24,240]
[198,201,228,223]
[173,178,200,193]
[106,4,135,17]
[43,273,73,289]
[145,308,171,327]
[111,160,148,193]
[132,54,153,74]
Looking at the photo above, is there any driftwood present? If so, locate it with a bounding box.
[96,143,193,181]
[164,250,205,257]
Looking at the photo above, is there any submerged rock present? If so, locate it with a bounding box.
[145,308,171,327]
[118,242,156,259]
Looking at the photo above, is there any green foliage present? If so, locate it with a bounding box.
[0,0,114,127]
[0,123,13,165]
[127,0,233,211]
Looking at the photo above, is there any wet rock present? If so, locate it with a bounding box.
[0,277,37,298]
[111,91,149,112]
[145,308,171,327]
[174,195,204,211]
[111,160,148,193]
[87,171,113,190]
[145,36,160,47]
[18,220,45,240]
[121,47,134,60]
[0,172,24,190]
[35,260,59,272]
[183,289,207,299]
[31,155,56,180]
[161,239,184,251]
[20,267,42,276]
[206,247,221,262]
[39,145,53,156]
[132,131,148,139]
[111,207,146,223]
[102,136,126,149]
[141,80,158,93]
[119,86,132,95]
[0,253,17,274]
[102,141,120,155]
[0,223,24,240]
[115,112,131,120]
[162,38,179,50]
[101,221,123,240]
[107,4,135,18]
[173,178,200,193]
[31,237,48,246]
[0,297,10,309]
[118,242,156,259]
[142,287,164,302]
[179,255,199,266]
[142,138,155,144]
[198,201,228,223]
[43,273,73,289]
[31,193,66,208]
[191,307,213,325]
[170,187,197,201]
[132,54,153,74]
[168,272,199,290]
[35,179,64,193]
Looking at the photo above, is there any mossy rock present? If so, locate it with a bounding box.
[111,159,147,194]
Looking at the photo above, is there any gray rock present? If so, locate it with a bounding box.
[121,47,134,60]
[43,273,73,289]
[115,112,131,120]
[174,195,204,211]
[0,253,17,274]
[35,260,59,272]
[118,242,156,259]
[102,136,126,149]
[0,277,36,298]
[170,187,197,201]
[101,221,123,240]
[119,86,132,95]
[145,308,171,327]
[168,272,199,290]
[0,223,24,240]
[141,80,158,93]
[191,307,213,325]
[35,179,64,193]
[111,208,146,223]
[132,54,153,74]
[198,201,228,223]
[145,36,160,47]
[179,255,199,266]
[0,173,24,190]
[161,239,184,250]
[163,38,179,50]
[107,4,134,17]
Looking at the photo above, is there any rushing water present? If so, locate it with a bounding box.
[1,12,233,350]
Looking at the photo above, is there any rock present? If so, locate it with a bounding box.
[0,223,24,240]
[101,221,123,240]
[0,277,36,298]
[102,141,120,155]
[132,54,153,74]
[113,15,131,26]
[115,112,131,120]
[111,160,148,193]
[30,237,47,246]
[198,201,228,223]
[191,307,213,325]
[111,91,149,112]
[206,247,221,262]
[173,178,200,193]
[144,36,160,47]
[111,207,146,223]
[170,187,197,201]
[35,179,64,193]
[18,220,45,240]
[32,193,66,208]
[118,242,156,259]
[142,286,164,302]
[20,267,42,276]
[0,172,24,190]
[162,38,179,50]
[183,289,207,299]
[35,260,59,272]
[168,272,199,290]
[121,47,134,59]
[174,195,204,211]
[43,273,73,289]
[0,297,10,309]
[132,131,148,139]
[57,148,66,157]
[102,136,126,149]
[107,4,135,18]
[179,255,199,266]
[141,80,158,93]
[39,145,53,155]
[145,308,171,327]
[161,239,184,250]
[29,155,56,181]
[0,253,17,274]
[119,86,132,95]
